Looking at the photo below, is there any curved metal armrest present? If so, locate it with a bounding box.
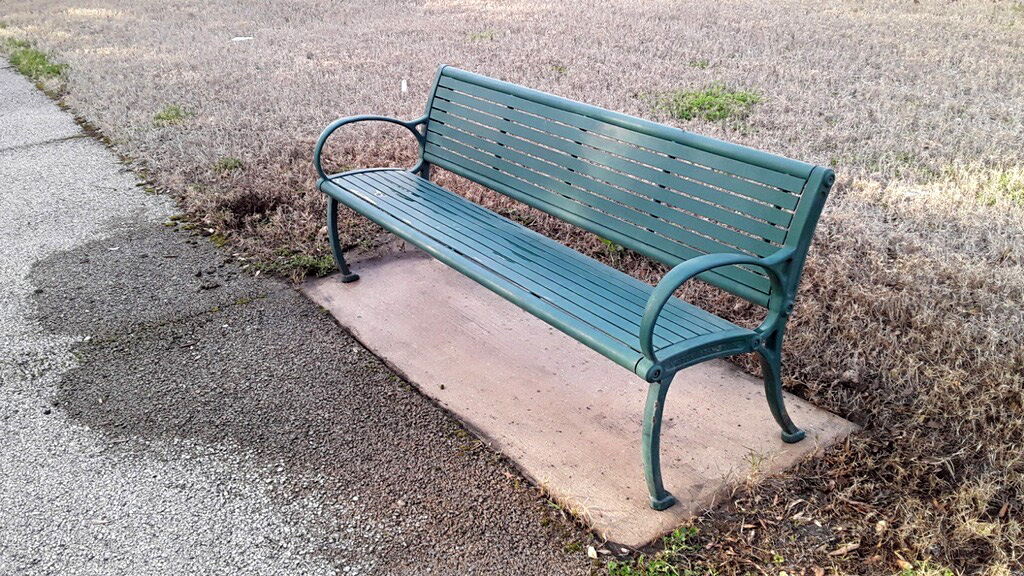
[639,248,795,362]
[313,114,429,181]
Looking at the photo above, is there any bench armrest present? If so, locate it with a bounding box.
[639,248,795,363]
[314,114,429,181]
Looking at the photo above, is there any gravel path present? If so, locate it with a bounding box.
[0,65,592,575]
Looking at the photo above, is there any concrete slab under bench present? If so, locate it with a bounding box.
[302,251,856,547]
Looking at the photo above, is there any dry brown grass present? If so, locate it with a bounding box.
[3,0,1024,573]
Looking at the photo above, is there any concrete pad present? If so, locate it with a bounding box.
[303,251,857,547]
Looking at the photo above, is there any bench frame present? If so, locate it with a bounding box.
[314,67,834,511]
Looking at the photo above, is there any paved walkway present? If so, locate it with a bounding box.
[0,65,590,575]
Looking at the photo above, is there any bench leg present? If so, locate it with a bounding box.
[642,375,677,511]
[326,196,360,283]
[757,336,805,444]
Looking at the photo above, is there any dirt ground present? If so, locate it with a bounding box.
[2,0,1023,573]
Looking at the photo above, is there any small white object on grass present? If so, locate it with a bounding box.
[586,545,597,559]
[401,79,408,93]
[231,36,254,42]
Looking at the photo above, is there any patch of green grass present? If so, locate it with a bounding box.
[598,237,625,265]
[467,29,496,42]
[153,104,190,127]
[984,168,1024,205]
[283,253,336,277]
[657,85,761,122]
[606,526,711,576]
[213,156,244,174]
[599,237,623,253]
[5,39,67,80]
[5,38,31,49]
[0,20,9,29]
[936,165,1024,206]
[897,561,954,576]
[252,250,337,278]
[562,540,582,553]
[688,58,710,69]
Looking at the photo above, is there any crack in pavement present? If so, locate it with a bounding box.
[0,132,91,154]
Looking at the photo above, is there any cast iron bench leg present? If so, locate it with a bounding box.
[758,332,805,444]
[642,374,677,511]
[327,196,360,283]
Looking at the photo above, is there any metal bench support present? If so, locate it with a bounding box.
[327,197,360,283]
[757,330,805,443]
[642,374,677,511]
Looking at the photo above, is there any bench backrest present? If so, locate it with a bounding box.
[420,66,834,308]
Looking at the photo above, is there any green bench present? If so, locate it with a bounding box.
[314,66,835,511]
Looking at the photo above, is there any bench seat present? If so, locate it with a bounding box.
[322,168,754,377]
